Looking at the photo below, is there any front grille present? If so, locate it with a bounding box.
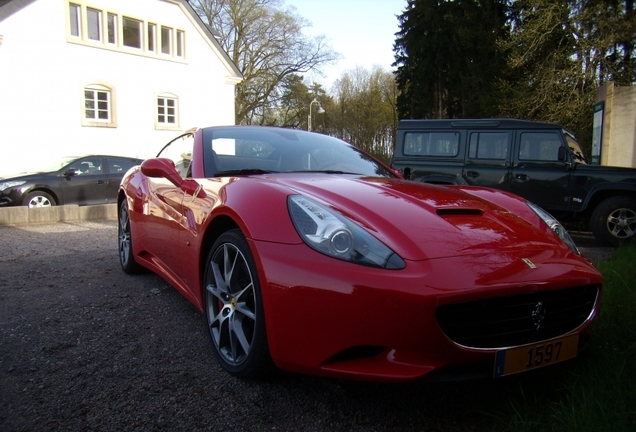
[436,285,600,349]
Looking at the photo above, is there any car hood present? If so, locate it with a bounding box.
[0,172,50,181]
[263,174,568,261]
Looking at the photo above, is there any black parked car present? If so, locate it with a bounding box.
[0,155,144,208]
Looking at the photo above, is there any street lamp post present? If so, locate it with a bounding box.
[308,98,325,132]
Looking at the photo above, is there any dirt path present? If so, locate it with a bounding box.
[0,221,610,432]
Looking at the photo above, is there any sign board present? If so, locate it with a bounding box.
[592,102,604,165]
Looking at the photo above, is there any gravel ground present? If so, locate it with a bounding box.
[0,221,613,432]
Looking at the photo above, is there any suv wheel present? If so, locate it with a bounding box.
[591,196,636,246]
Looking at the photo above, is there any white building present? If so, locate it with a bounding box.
[0,0,242,176]
[595,82,636,168]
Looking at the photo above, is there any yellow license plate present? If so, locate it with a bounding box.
[494,334,579,377]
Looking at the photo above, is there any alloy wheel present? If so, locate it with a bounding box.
[206,242,257,367]
[606,207,636,240]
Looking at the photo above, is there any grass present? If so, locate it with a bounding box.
[503,243,636,432]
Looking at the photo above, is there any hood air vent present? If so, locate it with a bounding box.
[436,208,483,216]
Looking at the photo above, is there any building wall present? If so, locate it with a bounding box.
[0,0,239,176]
[596,82,636,168]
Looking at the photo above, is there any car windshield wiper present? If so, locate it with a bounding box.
[214,169,279,176]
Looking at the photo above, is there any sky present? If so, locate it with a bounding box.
[283,0,407,89]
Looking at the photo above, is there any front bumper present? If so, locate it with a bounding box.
[0,188,25,207]
[250,239,602,382]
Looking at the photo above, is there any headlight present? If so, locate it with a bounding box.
[527,201,580,254]
[288,195,405,269]
[0,180,26,191]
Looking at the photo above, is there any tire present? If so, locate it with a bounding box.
[24,191,55,208]
[590,196,636,246]
[118,201,143,274]
[203,229,272,377]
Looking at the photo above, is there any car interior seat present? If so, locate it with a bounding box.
[205,150,220,177]
[88,161,102,174]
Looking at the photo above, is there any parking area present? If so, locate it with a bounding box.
[0,221,613,432]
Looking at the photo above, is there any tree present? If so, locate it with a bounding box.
[394,0,634,152]
[189,0,339,125]
[329,66,398,163]
[496,0,636,151]
[274,77,332,130]
[393,0,510,120]
[578,0,635,86]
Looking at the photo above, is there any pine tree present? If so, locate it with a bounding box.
[394,0,510,119]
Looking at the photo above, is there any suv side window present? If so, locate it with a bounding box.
[404,132,460,157]
[518,132,562,161]
[468,132,508,160]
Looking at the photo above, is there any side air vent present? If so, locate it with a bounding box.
[324,346,386,364]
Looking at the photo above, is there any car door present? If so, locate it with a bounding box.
[142,176,187,272]
[60,157,110,205]
[141,133,196,288]
[462,130,513,190]
[509,130,572,212]
[105,157,142,203]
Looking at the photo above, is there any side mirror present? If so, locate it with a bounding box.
[141,158,184,187]
[403,167,412,180]
[391,168,404,179]
[558,146,567,162]
[63,168,79,177]
[141,158,206,198]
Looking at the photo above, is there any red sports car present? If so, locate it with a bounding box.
[118,126,602,382]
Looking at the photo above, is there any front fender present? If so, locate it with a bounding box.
[581,182,636,211]
[212,177,301,244]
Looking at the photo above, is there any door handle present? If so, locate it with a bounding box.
[97,180,105,184]
[515,174,529,181]
[465,171,479,178]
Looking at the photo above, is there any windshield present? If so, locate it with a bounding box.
[200,127,396,178]
[564,132,588,164]
[27,156,81,173]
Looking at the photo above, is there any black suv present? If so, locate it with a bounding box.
[391,118,636,246]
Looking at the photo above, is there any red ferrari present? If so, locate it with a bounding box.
[118,126,602,382]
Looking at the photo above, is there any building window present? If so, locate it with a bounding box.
[87,8,101,41]
[123,17,142,49]
[156,95,179,129]
[107,13,117,44]
[158,97,177,124]
[176,30,184,57]
[69,3,81,37]
[85,89,110,121]
[66,2,186,61]
[161,26,172,55]
[83,84,117,128]
[148,23,156,52]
